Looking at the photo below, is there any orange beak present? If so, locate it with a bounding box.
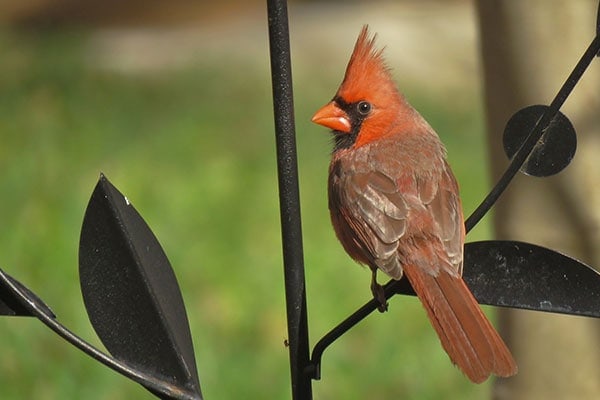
[311,101,351,133]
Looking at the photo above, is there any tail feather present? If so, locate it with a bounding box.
[403,264,517,383]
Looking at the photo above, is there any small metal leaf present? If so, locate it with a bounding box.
[503,105,577,177]
[79,174,202,399]
[464,240,600,317]
[0,270,55,317]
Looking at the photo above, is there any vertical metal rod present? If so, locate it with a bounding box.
[597,0,600,47]
[266,0,312,399]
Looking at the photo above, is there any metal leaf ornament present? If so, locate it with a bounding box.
[79,175,202,399]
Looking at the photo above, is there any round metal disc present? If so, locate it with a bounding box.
[503,105,577,177]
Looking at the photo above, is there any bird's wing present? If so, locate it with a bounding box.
[331,150,464,279]
[418,161,465,276]
[330,160,409,279]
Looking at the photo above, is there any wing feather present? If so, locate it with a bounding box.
[329,138,464,280]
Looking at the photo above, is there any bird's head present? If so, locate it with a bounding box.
[312,25,405,151]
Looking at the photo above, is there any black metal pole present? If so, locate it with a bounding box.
[266,0,312,399]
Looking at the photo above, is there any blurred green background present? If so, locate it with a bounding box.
[0,1,498,399]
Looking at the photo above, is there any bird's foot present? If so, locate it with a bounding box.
[370,270,388,313]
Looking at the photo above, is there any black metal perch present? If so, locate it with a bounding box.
[0,1,599,399]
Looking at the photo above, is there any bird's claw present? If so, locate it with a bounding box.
[373,285,388,313]
[370,270,388,313]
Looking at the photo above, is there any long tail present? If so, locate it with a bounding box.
[403,264,517,383]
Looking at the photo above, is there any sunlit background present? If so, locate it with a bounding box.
[0,1,496,399]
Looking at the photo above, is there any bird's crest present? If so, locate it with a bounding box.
[337,25,400,105]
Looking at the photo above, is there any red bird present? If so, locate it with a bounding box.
[312,26,517,383]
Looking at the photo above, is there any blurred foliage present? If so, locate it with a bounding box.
[0,27,493,400]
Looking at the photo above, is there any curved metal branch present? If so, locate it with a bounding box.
[0,268,200,400]
[464,33,600,232]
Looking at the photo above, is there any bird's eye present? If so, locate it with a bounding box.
[357,101,371,115]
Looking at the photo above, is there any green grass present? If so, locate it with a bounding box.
[0,29,495,399]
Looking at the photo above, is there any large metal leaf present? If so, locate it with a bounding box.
[463,240,600,317]
[389,240,600,317]
[79,174,202,399]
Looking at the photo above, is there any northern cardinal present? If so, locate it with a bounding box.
[311,25,517,383]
